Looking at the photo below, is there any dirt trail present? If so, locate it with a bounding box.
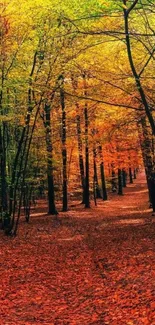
[0,171,155,325]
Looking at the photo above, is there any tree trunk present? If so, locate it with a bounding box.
[123,3,155,135]
[0,123,8,227]
[44,103,58,215]
[122,169,127,187]
[71,77,85,203]
[139,116,155,212]
[76,110,86,203]
[129,167,133,184]
[83,73,90,208]
[7,52,38,233]
[98,145,107,200]
[111,165,117,192]
[118,168,123,195]
[93,147,101,199]
[59,75,68,211]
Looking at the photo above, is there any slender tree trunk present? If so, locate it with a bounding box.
[76,109,86,203]
[98,145,107,200]
[44,103,58,215]
[83,73,90,208]
[8,52,38,230]
[123,3,155,135]
[59,75,68,211]
[139,116,155,212]
[93,147,101,199]
[11,101,42,236]
[0,84,9,227]
[0,124,8,227]
[111,164,117,192]
[24,184,33,223]
[84,103,90,208]
[118,168,123,195]
[138,120,152,205]
[71,77,86,203]
[93,178,97,206]
[129,167,133,184]
[123,0,155,210]
[122,169,127,187]
[67,146,74,182]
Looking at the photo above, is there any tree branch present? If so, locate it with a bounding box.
[127,0,139,15]
[64,91,143,111]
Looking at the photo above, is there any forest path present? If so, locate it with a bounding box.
[64,169,150,224]
[0,171,155,325]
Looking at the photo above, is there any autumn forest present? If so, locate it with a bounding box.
[0,0,155,324]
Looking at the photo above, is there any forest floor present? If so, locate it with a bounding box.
[0,171,155,325]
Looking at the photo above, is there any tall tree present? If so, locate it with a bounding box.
[83,72,90,208]
[122,0,155,134]
[98,145,108,201]
[59,74,68,212]
[43,102,58,215]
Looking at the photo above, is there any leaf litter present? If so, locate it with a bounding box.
[0,172,155,324]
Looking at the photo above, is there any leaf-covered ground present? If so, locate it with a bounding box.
[0,172,155,325]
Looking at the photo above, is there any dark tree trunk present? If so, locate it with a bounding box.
[0,124,8,227]
[148,176,155,213]
[23,185,33,223]
[111,165,117,192]
[93,147,101,199]
[9,126,26,219]
[0,86,9,227]
[84,106,90,208]
[118,168,123,195]
[123,3,155,211]
[134,169,137,179]
[12,104,41,236]
[4,52,40,235]
[44,103,58,215]
[123,4,155,135]
[59,75,68,211]
[122,169,127,187]
[98,145,107,200]
[76,110,86,204]
[71,77,85,203]
[139,116,155,212]
[83,73,90,208]
[7,52,37,233]
[129,167,133,184]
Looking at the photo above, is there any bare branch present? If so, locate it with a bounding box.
[139,47,155,77]
[64,91,143,111]
[127,0,139,15]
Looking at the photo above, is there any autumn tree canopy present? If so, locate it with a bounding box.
[0,0,154,234]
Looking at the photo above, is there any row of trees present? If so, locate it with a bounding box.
[0,0,154,235]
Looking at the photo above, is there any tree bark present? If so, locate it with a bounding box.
[129,167,133,184]
[98,145,107,200]
[59,75,68,211]
[71,77,86,203]
[44,103,58,215]
[134,169,137,179]
[111,164,117,192]
[83,73,90,208]
[118,168,123,195]
[123,2,155,135]
[93,146,102,199]
[0,123,8,227]
[76,108,86,203]
[122,169,127,187]
[139,117,155,212]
